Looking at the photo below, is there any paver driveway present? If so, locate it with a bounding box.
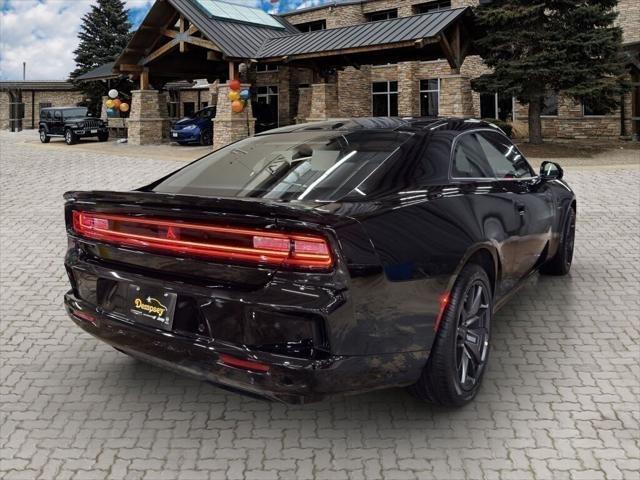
[1,132,639,480]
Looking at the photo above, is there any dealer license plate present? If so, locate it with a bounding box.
[91,129,97,134]
[127,284,177,331]
[172,132,178,138]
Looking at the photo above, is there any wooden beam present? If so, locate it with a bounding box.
[119,63,144,73]
[142,39,178,65]
[178,15,186,53]
[439,32,459,71]
[184,36,221,52]
[207,51,223,61]
[140,68,150,90]
[186,24,199,36]
[228,62,236,80]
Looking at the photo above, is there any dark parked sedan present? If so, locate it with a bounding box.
[63,117,576,406]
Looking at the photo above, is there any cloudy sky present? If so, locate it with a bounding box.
[0,0,333,80]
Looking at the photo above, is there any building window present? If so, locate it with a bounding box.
[480,93,514,121]
[295,19,326,32]
[256,63,279,73]
[372,81,398,117]
[414,0,451,14]
[419,79,440,117]
[367,9,397,22]
[583,99,608,116]
[183,102,196,117]
[541,93,558,116]
[200,101,209,109]
[255,85,279,132]
[168,90,180,118]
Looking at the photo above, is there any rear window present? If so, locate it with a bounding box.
[62,108,88,119]
[151,130,412,201]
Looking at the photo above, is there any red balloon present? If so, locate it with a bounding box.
[229,79,241,91]
[113,99,122,108]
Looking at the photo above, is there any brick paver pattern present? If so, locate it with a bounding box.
[1,133,639,480]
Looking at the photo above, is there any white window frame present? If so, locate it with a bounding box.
[256,64,278,73]
[371,81,398,117]
[419,78,440,117]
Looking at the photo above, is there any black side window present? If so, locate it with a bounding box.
[54,111,62,120]
[476,131,533,179]
[452,133,494,178]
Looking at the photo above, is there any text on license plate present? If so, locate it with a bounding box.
[91,129,97,133]
[172,132,178,137]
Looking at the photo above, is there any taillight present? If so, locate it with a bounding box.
[71,211,333,270]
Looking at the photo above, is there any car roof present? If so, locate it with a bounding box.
[256,117,506,137]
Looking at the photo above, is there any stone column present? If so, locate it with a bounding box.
[295,87,312,124]
[398,62,419,117]
[338,66,371,117]
[306,82,339,122]
[213,82,255,151]
[439,76,474,118]
[127,90,169,145]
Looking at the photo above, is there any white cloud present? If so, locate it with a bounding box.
[0,0,153,80]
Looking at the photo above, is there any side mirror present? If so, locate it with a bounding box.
[540,161,563,180]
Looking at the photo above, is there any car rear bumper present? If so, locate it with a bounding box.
[64,291,424,403]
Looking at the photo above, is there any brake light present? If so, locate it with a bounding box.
[71,211,333,270]
[219,353,270,373]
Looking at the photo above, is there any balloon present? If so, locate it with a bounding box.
[105,99,114,108]
[231,100,244,113]
[229,79,241,91]
[113,99,122,108]
[239,89,250,100]
[119,102,130,112]
[228,90,240,101]
[108,89,118,99]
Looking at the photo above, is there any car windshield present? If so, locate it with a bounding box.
[195,108,215,119]
[63,108,88,119]
[151,130,412,201]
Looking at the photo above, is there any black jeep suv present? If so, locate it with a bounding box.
[39,107,108,145]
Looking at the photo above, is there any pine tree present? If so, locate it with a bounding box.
[471,0,627,144]
[70,0,133,115]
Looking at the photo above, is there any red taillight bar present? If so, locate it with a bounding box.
[219,354,270,373]
[71,211,333,270]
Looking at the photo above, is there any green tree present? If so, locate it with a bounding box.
[70,0,133,115]
[471,0,627,144]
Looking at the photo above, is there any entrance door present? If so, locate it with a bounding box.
[253,86,278,134]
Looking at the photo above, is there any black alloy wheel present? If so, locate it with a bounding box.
[455,280,490,391]
[408,263,493,407]
[200,128,212,146]
[541,207,576,275]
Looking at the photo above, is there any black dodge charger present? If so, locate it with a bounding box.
[63,117,576,406]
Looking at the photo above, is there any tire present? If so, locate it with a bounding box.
[200,128,212,146]
[408,264,492,407]
[98,132,109,142]
[64,129,77,145]
[39,128,50,143]
[540,207,575,276]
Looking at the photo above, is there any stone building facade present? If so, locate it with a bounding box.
[0,82,84,130]
[275,0,638,139]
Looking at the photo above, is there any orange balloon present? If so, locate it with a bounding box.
[228,90,240,101]
[119,102,130,112]
[231,100,244,113]
[229,79,241,91]
[113,99,122,108]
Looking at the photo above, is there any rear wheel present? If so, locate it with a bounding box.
[64,129,77,145]
[541,207,575,276]
[409,264,492,407]
[39,128,50,143]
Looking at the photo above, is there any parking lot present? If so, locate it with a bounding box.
[1,131,639,480]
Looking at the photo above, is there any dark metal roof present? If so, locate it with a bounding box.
[75,62,118,82]
[0,80,78,91]
[169,0,298,59]
[257,7,467,59]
